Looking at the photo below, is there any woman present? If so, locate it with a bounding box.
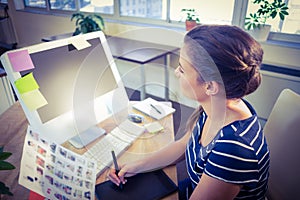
[108,25,270,200]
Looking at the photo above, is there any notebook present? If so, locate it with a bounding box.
[95,169,178,200]
[132,98,176,120]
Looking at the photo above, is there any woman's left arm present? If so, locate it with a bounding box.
[189,174,241,200]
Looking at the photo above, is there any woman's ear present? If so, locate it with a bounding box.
[205,81,219,96]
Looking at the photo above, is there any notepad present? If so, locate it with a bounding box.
[132,98,176,120]
[95,169,177,200]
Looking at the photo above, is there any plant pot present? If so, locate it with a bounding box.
[248,24,271,42]
[185,20,198,31]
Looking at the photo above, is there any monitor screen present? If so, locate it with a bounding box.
[22,38,117,123]
[1,31,129,143]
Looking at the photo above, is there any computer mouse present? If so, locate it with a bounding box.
[128,114,144,123]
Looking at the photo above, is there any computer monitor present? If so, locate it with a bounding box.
[1,31,129,145]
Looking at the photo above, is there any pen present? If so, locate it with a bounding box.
[150,103,162,114]
[111,150,123,190]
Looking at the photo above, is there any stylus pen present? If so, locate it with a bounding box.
[111,150,123,190]
[150,103,162,114]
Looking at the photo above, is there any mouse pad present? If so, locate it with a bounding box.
[95,169,178,200]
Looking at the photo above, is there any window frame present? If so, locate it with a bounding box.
[18,0,300,44]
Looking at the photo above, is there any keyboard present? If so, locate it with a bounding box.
[83,120,145,176]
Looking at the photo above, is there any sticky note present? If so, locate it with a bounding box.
[144,122,164,134]
[20,89,48,111]
[69,37,91,50]
[7,49,35,72]
[15,73,39,94]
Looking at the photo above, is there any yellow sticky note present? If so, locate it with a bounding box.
[15,73,39,94]
[20,89,48,111]
[144,121,164,134]
[69,37,91,50]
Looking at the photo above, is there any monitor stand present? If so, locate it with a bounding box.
[69,125,106,149]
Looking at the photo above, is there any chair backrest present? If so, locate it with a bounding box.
[264,89,300,200]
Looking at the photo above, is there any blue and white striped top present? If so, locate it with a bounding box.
[186,100,270,199]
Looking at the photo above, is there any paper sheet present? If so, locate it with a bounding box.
[7,49,35,72]
[19,126,97,200]
[69,37,91,50]
[132,98,176,120]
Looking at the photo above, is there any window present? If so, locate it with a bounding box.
[120,0,166,19]
[246,0,300,35]
[20,0,300,43]
[282,0,300,35]
[170,0,235,25]
[80,0,113,14]
[24,0,46,8]
[49,0,76,11]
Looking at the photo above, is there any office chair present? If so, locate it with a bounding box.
[264,89,300,200]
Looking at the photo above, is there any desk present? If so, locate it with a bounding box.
[62,102,178,199]
[0,102,178,200]
[106,37,179,101]
[42,33,179,100]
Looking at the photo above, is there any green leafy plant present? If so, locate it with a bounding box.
[0,146,15,197]
[245,0,289,30]
[71,12,105,36]
[181,8,200,23]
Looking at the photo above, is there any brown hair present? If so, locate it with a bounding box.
[184,25,263,132]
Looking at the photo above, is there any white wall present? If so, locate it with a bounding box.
[245,70,300,121]
[262,42,300,71]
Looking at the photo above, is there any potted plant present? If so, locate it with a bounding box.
[0,146,15,199]
[71,12,105,36]
[245,0,289,41]
[181,8,200,31]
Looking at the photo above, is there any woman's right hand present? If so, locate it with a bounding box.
[108,162,141,186]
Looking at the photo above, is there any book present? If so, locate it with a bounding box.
[95,169,177,200]
[132,98,175,120]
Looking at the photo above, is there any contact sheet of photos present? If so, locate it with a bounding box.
[19,125,97,200]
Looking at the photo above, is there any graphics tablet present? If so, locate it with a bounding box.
[95,169,178,200]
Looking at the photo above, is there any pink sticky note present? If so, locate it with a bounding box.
[7,49,35,72]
